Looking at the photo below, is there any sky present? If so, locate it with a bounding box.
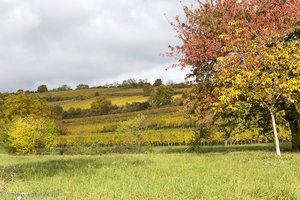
[0,0,194,92]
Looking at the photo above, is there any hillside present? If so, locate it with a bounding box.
[41,87,189,110]
[36,86,196,148]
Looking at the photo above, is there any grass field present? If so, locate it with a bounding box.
[1,144,300,200]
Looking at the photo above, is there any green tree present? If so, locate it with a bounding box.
[117,114,146,147]
[148,85,174,108]
[37,85,48,93]
[153,78,163,87]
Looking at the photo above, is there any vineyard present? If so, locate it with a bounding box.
[35,87,292,148]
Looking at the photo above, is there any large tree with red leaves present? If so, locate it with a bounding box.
[170,0,300,151]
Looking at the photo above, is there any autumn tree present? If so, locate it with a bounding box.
[170,0,300,152]
[0,94,60,154]
[148,85,174,108]
[7,117,59,154]
[214,38,300,155]
[90,96,116,115]
[1,93,51,121]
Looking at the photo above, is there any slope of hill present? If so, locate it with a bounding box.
[37,86,196,147]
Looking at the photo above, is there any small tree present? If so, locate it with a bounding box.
[153,78,163,87]
[148,85,174,108]
[117,115,146,147]
[16,89,24,94]
[91,96,115,115]
[37,85,48,93]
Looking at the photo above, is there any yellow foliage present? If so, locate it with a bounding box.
[7,117,59,154]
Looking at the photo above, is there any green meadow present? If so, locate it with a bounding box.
[1,145,300,200]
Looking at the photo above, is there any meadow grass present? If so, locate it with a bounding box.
[1,144,300,200]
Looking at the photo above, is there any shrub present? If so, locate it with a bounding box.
[121,102,150,112]
[62,107,89,119]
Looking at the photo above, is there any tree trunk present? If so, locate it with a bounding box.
[284,102,300,151]
[270,111,281,156]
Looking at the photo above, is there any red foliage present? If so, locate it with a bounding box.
[171,0,300,81]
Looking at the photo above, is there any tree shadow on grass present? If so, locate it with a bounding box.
[0,157,149,182]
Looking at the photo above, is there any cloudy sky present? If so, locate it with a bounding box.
[0,0,194,92]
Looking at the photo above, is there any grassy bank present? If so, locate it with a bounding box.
[1,145,300,199]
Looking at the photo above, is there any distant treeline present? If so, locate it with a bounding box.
[8,78,189,94]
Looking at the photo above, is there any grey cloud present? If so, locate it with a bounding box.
[0,0,194,92]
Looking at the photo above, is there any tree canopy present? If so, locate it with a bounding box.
[170,0,300,155]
